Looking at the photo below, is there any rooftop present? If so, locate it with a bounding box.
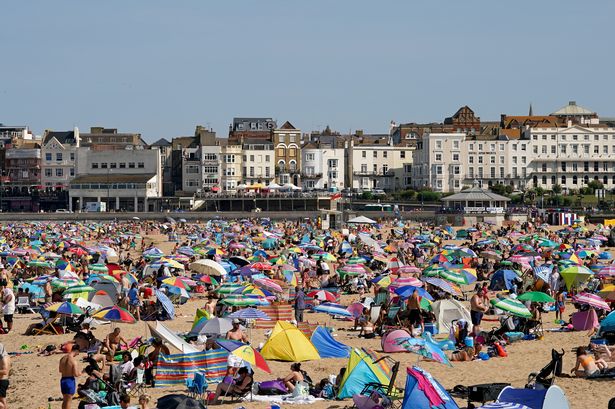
[70,173,156,184]
[551,101,596,116]
[442,187,510,202]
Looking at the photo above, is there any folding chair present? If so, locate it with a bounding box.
[32,316,61,335]
[16,297,36,314]
[127,368,146,397]
[186,372,207,400]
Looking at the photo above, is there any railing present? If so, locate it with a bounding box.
[301,173,323,178]
[352,170,395,176]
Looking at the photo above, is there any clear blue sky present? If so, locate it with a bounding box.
[3,1,615,142]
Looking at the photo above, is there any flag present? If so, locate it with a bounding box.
[330,192,342,201]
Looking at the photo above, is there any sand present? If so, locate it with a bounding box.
[3,233,608,409]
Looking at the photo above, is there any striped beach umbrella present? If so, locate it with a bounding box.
[227,307,271,320]
[572,292,611,311]
[421,277,462,297]
[93,306,136,323]
[313,303,354,317]
[490,297,532,318]
[46,301,85,315]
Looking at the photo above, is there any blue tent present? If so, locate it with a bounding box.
[310,326,350,358]
[402,366,459,409]
[599,310,615,333]
[489,269,520,291]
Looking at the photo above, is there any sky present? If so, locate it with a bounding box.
[3,1,615,142]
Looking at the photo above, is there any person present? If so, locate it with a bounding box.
[358,308,375,338]
[59,344,81,409]
[278,363,304,392]
[571,346,608,377]
[127,283,141,321]
[101,328,128,361]
[44,278,53,304]
[450,346,475,362]
[145,339,169,386]
[1,286,14,333]
[119,394,131,409]
[213,367,253,403]
[77,365,101,398]
[294,286,305,323]
[226,319,248,342]
[119,351,134,376]
[406,289,422,330]
[205,297,217,317]
[138,394,152,409]
[0,344,10,409]
[555,290,565,322]
[470,286,489,335]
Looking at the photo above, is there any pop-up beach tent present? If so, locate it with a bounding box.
[432,299,473,334]
[337,348,391,399]
[260,321,320,362]
[490,385,569,409]
[401,366,459,409]
[310,326,350,358]
[382,329,412,353]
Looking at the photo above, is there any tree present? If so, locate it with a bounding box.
[552,184,562,195]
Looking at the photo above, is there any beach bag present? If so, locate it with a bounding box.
[292,381,309,398]
[258,380,288,395]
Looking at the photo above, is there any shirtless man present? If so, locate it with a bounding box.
[406,289,422,330]
[470,287,489,335]
[226,319,248,343]
[44,278,53,304]
[0,343,10,409]
[204,298,217,317]
[101,328,128,361]
[59,344,81,409]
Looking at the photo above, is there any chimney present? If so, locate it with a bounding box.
[74,126,80,148]
[567,120,572,128]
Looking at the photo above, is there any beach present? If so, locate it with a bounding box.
[2,228,609,409]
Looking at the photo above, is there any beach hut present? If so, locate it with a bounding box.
[260,321,320,362]
[493,385,569,409]
[310,326,350,358]
[381,329,412,353]
[337,348,391,399]
[401,366,459,409]
[432,299,473,335]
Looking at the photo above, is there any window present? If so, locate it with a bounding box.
[500,167,504,178]
[454,166,460,175]
[551,176,556,185]
[383,151,388,158]
[92,163,98,169]
[203,153,217,161]
[490,156,495,164]
[70,152,75,161]
[289,161,297,171]
[289,148,296,157]
[584,145,590,154]
[479,144,484,151]
[45,169,52,177]
[435,141,442,149]
[265,167,270,177]
[70,168,75,177]
[128,162,135,169]
[561,145,567,154]
[56,153,62,161]
[249,167,254,177]
[478,156,484,164]
[435,153,442,161]
[561,163,566,172]
[45,153,52,161]
[452,153,459,161]
[469,144,474,151]
[186,165,199,174]
[604,162,609,171]
[584,162,589,172]
[542,163,547,172]
[138,162,144,168]
[522,156,526,164]
[224,168,236,176]
[436,165,442,175]
[224,155,235,163]
[306,153,315,161]
[572,163,578,171]
[328,159,338,168]
[594,162,599,172]
[119,162,126,169]
[512,157,517,164]
[469,156,474,164]
[468,167,474,178]
[362,151,366,158]
[400,151,405,159]
[453,141,460,149]
[521,144,526,151]
[551,146,556,154]
[533,146,538,154]
[512,144,517,151]
[572,144,578,154]
[361,164,367,173]
[56,169,63,177]
[561,175,566,184]
[594,146,600,154]
[512,167,517,177]
[373,151,377,158]
[499,156,504,164]
[382,164,389,174]
[499,144,504,151]
[542,176,547,184]
[573,175,578,184]
[604,146,609,154]
[110,162,117,169]
[490,167,496,178]
[101,162,107,169]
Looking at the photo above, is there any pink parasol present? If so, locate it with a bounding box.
[572,292,611,311]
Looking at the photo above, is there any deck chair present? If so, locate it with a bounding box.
[186,372,207,400]
[127,368,146,397]
[32,316,62,335]
[16,297,36,314]
[354,360,404,409]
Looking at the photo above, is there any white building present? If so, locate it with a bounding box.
[301,137,347,191]
[350,136,414,192]
[220,143,243,191]
[242,139,274,186]
[201,144,222,192]
[41,128,80,189]
[69,148,162,212]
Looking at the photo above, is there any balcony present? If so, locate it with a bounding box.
[301,172,323,179]
[352,170,395,177]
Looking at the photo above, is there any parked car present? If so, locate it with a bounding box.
[372,189,386,196]
[55,209,72,213]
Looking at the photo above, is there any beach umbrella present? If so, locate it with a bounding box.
[253,278,283,293]
[394,285,434,301]
[215,283,243,295]
[396,265,422,274]
[572,292,611,311]
[347,302,366,318]
[230,344,271,373]
[313,303,354,317]
[490,297,532,318]
[598,284,615,301]
[480,250,502,260]
[162,277,191,290]
[89,263,109,273]
[560,265,594,289]
[598,265,615,277]
[250,262,273,271]
[423,267,468,285]
[395,336,452,366]
[155,289,176,318]
[341,264,370,275]
[421,277,462,297]
[189,259,227,276]
[62,285,96,295]
[311,252,337,262]
[221,296,257,307]
[390,276,423,289]
[157,394,206,409]
[307,290,337,303]
[517,291,555,303]
[46,301,85,315]
[191,317,233,336]
[27,260,54,268]
[93,306,136,323]
[198,275,219,286]
[229,256,250,267]
[227,307,271,320]
[346,256,367,265]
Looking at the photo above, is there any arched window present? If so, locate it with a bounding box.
[561,175,566,185]
[289,160,296,172]
[573,175,578,184]
[277,160,286,173]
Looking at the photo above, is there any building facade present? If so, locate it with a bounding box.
[242,139,274,186]
[273,121,301,185]
[41,128,79,190]
[301,137,346,191]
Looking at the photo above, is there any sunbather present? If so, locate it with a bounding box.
[213,366,253,403]
[277,363,304,392]
[101,328,128,362]
[571,346,608,377]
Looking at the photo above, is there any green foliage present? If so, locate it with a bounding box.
[393,189,416,200]
[361,191,373,200]
[551,184,562,195]
[417,190,441,202]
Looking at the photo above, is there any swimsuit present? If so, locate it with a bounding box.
[60,376,76,395]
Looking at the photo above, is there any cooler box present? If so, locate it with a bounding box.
[424,323,438,335]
